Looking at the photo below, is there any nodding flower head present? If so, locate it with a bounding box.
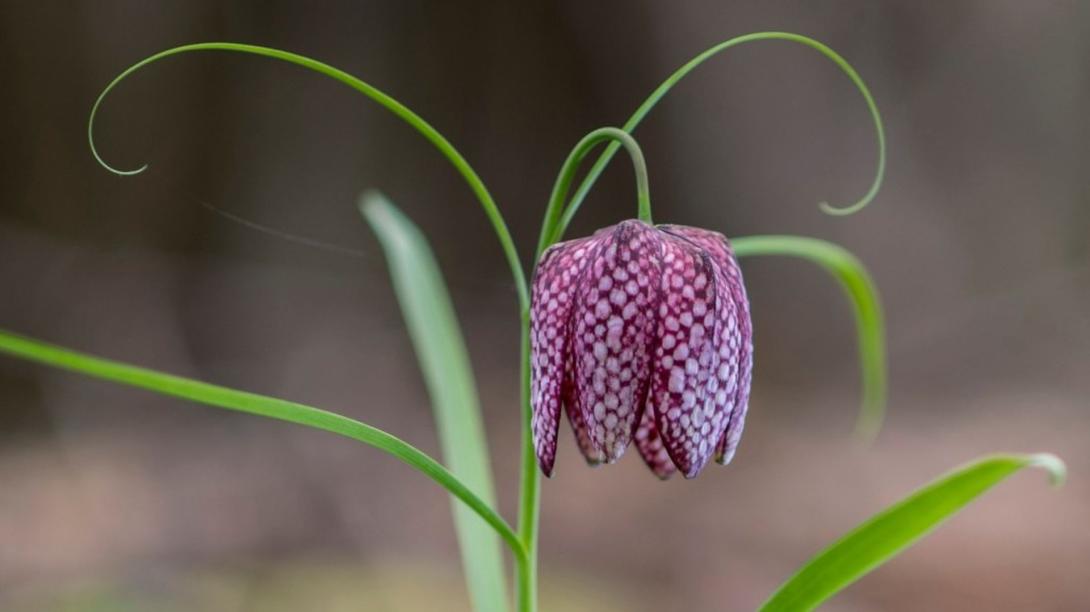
[531,220,753,479]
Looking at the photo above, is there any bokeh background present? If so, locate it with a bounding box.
[2,2,1088,610]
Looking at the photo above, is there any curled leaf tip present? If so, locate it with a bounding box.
[89,131,148,176]
[88,90,150,177]
[818,199,869,217]
[1028,453,1067,487]
[107,163,149,177]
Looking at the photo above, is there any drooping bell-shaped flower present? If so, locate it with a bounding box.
[531,220,753,479]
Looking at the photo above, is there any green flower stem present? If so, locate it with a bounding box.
[536,127,651,254]
[731,235,886,439]
[0,329,528,565]
[519,127,652,611]
[87,42,529,312]
[516,314,538,612]
[518,126,652,612]
[557,31,886,239]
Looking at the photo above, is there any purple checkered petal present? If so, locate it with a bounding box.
[715,243,753,466]
[530,234,604,476]
[564,357,605,465]
[570,221,660,463]
[659,225,754,465]
[634,406,676,479]
[645,233,724,478]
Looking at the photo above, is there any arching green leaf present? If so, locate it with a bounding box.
[760,453,1066,611]
[732,235,886,439]
[0,329,523,563]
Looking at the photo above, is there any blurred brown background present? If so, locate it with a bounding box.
[2,2,1088,610]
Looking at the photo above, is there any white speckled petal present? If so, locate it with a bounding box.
[646,234,722,478]
[530,234,603,476]
[659,225,754,465]
[707,255,742,463]
[634,406,677,479]
[716,244,753,465]
[563,357,604,465]
[570,221,660,463]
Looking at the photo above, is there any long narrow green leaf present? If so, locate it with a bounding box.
[0,329,525,562]
[760,453,1066,611]
[89,42,528,310]
[360,192,509,612]
[732,235,886,440]
[558,32,886,238]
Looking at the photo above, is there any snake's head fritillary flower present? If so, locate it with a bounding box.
[531,220,753,479]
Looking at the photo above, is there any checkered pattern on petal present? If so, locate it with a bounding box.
[645,234,724,477]
[634,406,676,479]
[657,225,753,465]
[530,220,754,479]
[563,357,604,465]
[530,234,604,476]
[569,221,660,463]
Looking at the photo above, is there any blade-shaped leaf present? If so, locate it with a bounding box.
[361,191,509,612]
[760,453,1066,612]
[731,235,886,440]
[0,329,522,556]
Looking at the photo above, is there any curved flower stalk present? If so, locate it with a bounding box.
[552,31,886,246]
[531,221,751,479]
